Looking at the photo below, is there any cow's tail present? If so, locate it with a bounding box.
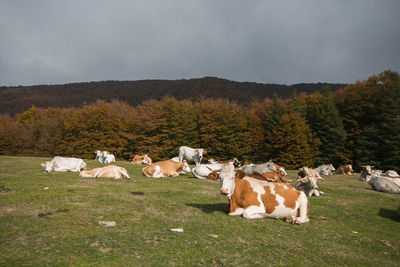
[192,168,206,179]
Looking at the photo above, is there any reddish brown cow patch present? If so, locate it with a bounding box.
[229,178,260,213]
[273,183,300,209]
[260,185,279,214]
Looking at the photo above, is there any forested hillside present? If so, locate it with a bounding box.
[0,71,398,172]
[0,77,345,116]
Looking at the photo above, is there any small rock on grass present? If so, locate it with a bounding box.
[98,221,116,227]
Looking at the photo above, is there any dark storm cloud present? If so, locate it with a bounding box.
[0,0,399,86]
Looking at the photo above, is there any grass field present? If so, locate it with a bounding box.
[0,156,399,266]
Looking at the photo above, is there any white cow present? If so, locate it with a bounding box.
[103,151,115,164]
[191,163,223,179]
[315,164,335,175]
[295,177,324,196]
[178,146,205,166]
[94,150,103,163]
[41,156,87,172]
[242,161,277,176]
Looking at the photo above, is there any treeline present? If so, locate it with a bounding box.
[0,71,398,171]
[0,77,345,116]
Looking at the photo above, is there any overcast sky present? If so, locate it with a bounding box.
[0,0,399,86]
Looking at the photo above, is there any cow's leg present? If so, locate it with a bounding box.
[242,205,266,219]
[229,208,245,216]
[295,193,309,224]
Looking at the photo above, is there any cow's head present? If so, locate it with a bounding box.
[182,160,191,173]
[219,162,235,197]
[298,167,308,178]
[328,164,335,171]
[346,165,353,172]
[41,161,55,172]
[232,158,241,168]
[195,149,204,158]
[298,177,319,190]
[143,154,152,165]
[362,165,373,175]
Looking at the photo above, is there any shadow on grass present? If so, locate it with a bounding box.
[378,208,400,222]
[186,203,228,214]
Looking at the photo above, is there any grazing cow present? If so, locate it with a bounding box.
[298,166,323,180]
[178,146,205,166]
[242,160,277,176]
[337,165,353,175]
[191,163,223,179]
[142,160,191,178]
[294,177,324,196]
[315,164,335,175]
[219,163,309,224]
[79,165,130,179]
[41,156,87,172]
[132,154,152,165]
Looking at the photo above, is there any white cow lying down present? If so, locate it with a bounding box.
[79,165,130,179]
[192,163,223,179]
[41,156,87,172]
[142,160,191,178]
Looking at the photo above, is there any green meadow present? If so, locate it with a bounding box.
[0,156,399,266]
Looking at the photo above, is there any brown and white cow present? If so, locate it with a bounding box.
[298,166,323,180]
[271,162,288,176]
[219,163,309,224]
[337,164,353,175]
[142,160,191,178]
[79,165,130,179]
[132,154,152,165]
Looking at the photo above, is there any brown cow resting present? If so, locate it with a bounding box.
[142,160,191,178]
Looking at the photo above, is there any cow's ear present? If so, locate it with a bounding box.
[40,163,46,167]
[202,149,207,155]
[235,170,246,179]
[208,171,219,181]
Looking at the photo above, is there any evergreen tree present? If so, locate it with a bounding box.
[269,112,320,169]
[306,86,346,166]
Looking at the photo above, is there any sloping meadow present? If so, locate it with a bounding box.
[0,156,399,266]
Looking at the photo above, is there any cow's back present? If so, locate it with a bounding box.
[142,160,182,177]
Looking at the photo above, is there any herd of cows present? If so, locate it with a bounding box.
[40,146,400,224]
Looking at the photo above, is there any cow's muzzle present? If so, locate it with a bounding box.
[221,188,229,195]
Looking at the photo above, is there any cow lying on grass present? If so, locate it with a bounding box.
[132,154,152,165]
[296,166,325,196]
[41,156,86,172]
[337,164,353,175]
[219,163,309,224]
[315,164,335,175]
[142,160,191,178]
[79,165,130,179]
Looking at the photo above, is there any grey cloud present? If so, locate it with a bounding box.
[0,0,399,86]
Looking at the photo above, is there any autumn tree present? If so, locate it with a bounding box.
[268,112,320,169]
[196,99,252,161]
